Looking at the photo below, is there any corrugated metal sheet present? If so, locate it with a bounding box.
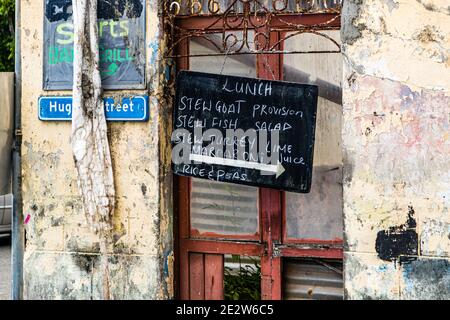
[283,259,343,300]
[190,179,259,235]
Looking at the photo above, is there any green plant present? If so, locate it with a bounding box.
[0,0,14,72]
[224,256,261,300]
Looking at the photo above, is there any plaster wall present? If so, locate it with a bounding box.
[21,0,173,299]
[342,0,450,299]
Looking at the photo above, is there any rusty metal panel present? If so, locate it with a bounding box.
[190,179,259,237]
[283,258,343,300]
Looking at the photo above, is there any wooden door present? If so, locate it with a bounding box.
[173,12,343,301]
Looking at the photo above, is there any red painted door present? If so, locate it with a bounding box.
[174,13,343,300]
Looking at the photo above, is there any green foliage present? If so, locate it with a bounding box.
[224,256,261,300]
[0,0,15,72]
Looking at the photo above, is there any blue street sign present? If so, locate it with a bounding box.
[38,96,149,122]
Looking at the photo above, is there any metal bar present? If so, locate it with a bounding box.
[283,239,344,246]
[278,245,343,252]
[312,258,344,275]
[170,4,342,18]
[174,13,340,30]
[12,0,23,301]
[166,49,341,58]
[279,247,343,259]
[165,9,341,58]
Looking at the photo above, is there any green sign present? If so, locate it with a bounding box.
[43,0,146,90]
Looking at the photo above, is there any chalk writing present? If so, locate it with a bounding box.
[172,71,318,193]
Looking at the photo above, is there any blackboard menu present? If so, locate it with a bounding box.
[173,71,318,193]
[43,0,146,90]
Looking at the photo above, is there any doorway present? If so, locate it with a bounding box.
[170,3,343,300]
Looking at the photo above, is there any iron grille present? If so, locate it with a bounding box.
[163,0,342,58]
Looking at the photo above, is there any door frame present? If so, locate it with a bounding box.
[173,12,343,300]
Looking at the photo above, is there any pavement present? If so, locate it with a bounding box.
[0,235,11,300]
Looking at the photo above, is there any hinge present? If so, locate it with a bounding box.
[12,129,22,151]
[272,242,281,258]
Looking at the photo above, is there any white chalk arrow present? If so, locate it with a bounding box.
[189,154,286,179]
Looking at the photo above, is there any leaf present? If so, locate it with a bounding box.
[0,0,14,71]
[224,259,261,301]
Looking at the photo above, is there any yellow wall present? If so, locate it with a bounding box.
[21,0,173,299]
[342,0,450,299]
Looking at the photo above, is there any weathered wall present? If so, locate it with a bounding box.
[21,0,173,299]
[0,72,14,195]
[22,0,450,300]
[342,0,450,299]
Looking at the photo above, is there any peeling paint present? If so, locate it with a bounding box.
[401,258,450,299]
[375,206,418,264]
[21,0,174,300]
[341,0,364,45]
[344,0,450,299]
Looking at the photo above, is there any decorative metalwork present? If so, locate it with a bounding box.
[163,0,342,58]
